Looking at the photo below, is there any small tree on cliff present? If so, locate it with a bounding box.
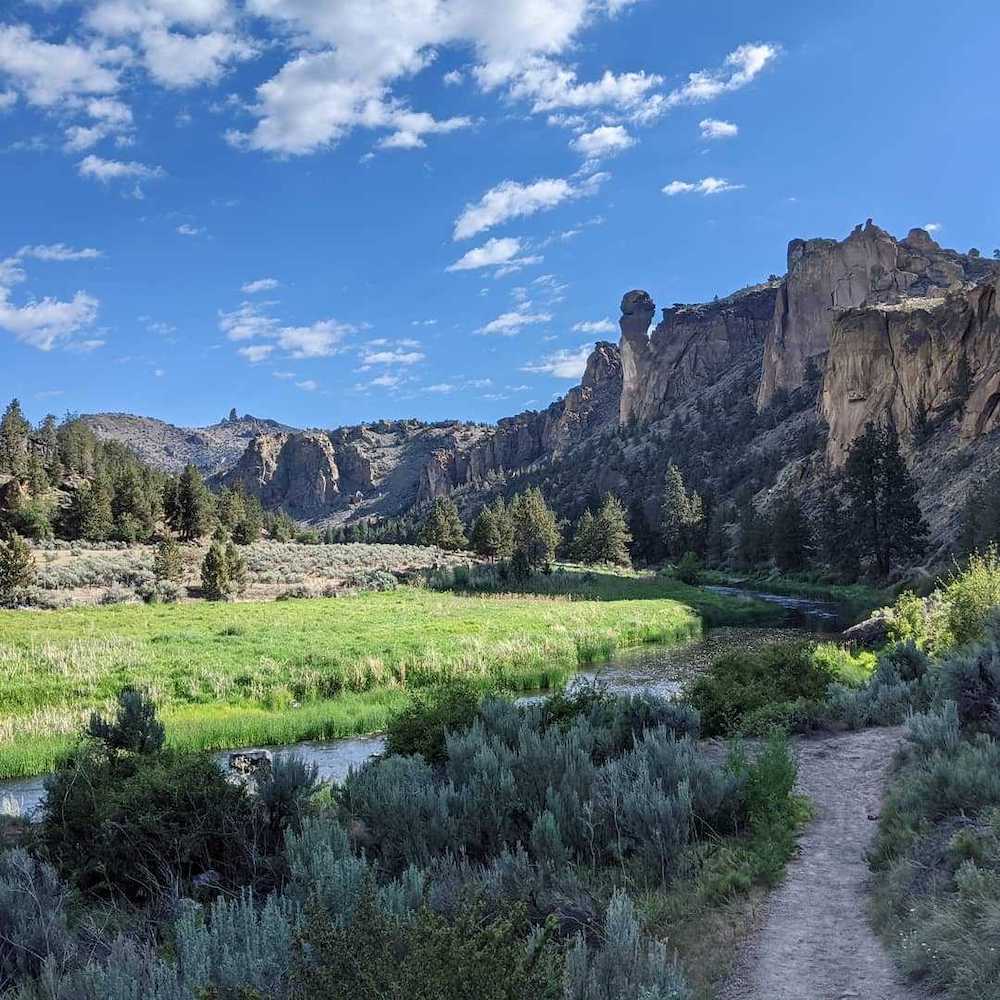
[845,421,928,576]
[421,497,467,551]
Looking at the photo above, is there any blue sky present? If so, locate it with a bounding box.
[2,0,998,429]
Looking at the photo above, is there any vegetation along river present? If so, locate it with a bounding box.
[0,589,844,817]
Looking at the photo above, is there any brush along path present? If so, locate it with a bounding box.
[720,727,925,1000]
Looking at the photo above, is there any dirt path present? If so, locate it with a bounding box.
[720,727,925,1000]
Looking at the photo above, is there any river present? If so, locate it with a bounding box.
[0,588,844,818]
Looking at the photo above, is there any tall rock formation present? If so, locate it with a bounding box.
[221,432,340,514]
[822,274,1000,464]
[619,284,778,424]
[758,222,993,407]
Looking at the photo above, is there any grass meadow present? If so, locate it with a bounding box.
[0,572,772,778]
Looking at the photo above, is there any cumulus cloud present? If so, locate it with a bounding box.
[507,60,662,113]
[278,321,353,358]
[571,124,634,159]
[242,277,280,294]
[140,29,257,89]
[699,117,738,140]
[375,110,474,150]
[0,244,102,351]
[295,378,318,391]
[478,306,552,336]
[0,24,121,107]
[238,344,273,362]
[663,43,779,109]
[923,222,942,234]
[522,344,592,379]
[220,300,355,360]
[662,176,744,196]
[361,348,425,366]
[176,223,204,236]
[446,236,541,275]
[573,317,616,334]
[454,172,607,240]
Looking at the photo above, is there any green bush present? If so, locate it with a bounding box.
[674,551,702,586]
[686,642,837,737]
[385,681,482,763]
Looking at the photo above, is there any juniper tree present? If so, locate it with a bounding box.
[153,537,184,582]
[421,496,467,550]
[170,464,214,541]
[770,494,812,573]
[0,532,35,600]
[470,499,512,561]
[571,508,597,563]
[510,487,560,568]
[591,494,632,566]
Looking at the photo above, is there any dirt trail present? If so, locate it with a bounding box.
[720,727,926,1000]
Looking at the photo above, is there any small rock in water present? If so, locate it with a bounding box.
[229,749,273,775]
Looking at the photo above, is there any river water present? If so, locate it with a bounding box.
[0,589,844,818]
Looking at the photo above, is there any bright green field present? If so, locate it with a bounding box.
[0,577,772,778]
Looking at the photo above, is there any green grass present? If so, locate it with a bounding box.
[0,583,723,778]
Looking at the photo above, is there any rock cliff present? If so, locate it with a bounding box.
[620,283,778,424]
[822,275,1000,464]
[758,222,993,407]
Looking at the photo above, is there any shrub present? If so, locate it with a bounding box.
[0,532,35,604]
[153,537,184,582]
[385,682,481,763]
[687,642,837,737]
[674,551,702,586]
[290,893,561,1000]
[87,687,165,755]
[940,639,1000,735]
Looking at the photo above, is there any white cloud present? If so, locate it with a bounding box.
[176,223,204,236]
[479,307,552,336]
[447,236,530,272]
[220,301,278,341]
[0,24,121,107]
[369,372,404,388]
[242,277,280,293]
[662,176,744,196]
[278,320,353,358]
[573,317,615,334]
[295,378,318,391]
[272,370,296,379]
[0,90,16,112]
[78,154,166,184]
[361,349,425,365]
[454,172,606,240]
[376,110,474,150]
[923,222,942,234]
[507,59,662,113]
[0,243,102,350]
[238,344,273,362]
[663,43,779,110]
[442,69,464,86]
[140,29,257,89]
[17,244,102,262]
[571,124,634,159]
[423,383,455,393]
[522,344,592,378]
[699,117,738,140]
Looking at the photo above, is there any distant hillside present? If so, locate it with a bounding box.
[82,411,299,475]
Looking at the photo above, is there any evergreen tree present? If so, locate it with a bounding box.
[267,510,296,542]
[153,537,184,582]
[660,464,688,559]
[591,494,632,566]
[26,454,49,497]
[510,487,560,568]
[0,531,35,600]
[112,465,154,542]
[78,476,114,542]
[845,421,928,576]
[770,494,812,572]
[737,502,770,568]
[233,494,264,545]
[200,541,231,600]
[226,541,248,594]
[470,500,511,561]
[570,508,597,563]
[421,497,467,550]
[171,464,214,541]
[0,399,30,477]
[217,486,246,529]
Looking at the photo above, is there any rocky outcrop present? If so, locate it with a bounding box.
[619,284,777,425]
[758,223,993,408]
[822,275,1000,464]
[418,341,622,500]
[220,432,340,514]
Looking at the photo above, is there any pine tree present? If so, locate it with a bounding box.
[591,494,632,566]
[233,494,264,545]
[770,494,812,572]
[737,502,770,569]
[78,476,114,542]
[510,487,560,568]
[845,421,928,576]
[153,537,184,582]
[660,464,688,560]
[471,503,504,560]
[112,465,154,542]
[570,508,597,563]
[171,464,214,541]
[421,497,467,550]
[0,531,35,600]
[0,399,30,477]
[226,541,247,594]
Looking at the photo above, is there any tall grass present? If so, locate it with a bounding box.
[0,586,707,778]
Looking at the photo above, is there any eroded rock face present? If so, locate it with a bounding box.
[221,432,340,514]
[758,222,992,407]
[620,284,778,424]
[418,341,622,500]
[823,276,1000,464]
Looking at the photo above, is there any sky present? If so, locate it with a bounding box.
[2,0,998,430]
